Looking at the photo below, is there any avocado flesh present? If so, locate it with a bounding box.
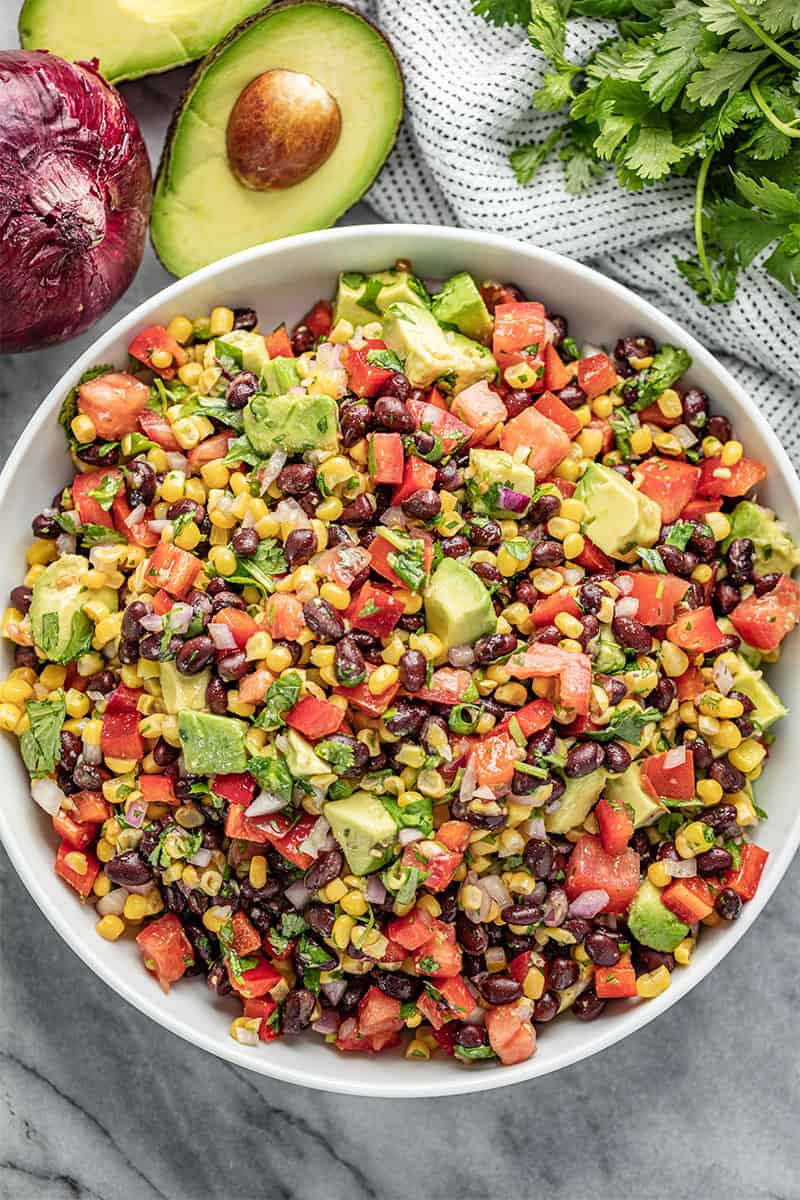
[575,462,661,559]
[159,661,211,716]
[30,555,118,665]
[284,728,329,777]
[730,656,787,729]
[545,768,607,834]
[723,500,800,576]
[151,3,404,276]
[466,449,537,516]
[324,791,398,875]
[424,558,496,651]
[261,357,300,396]
[207,330,270,376]
[178,711,248,775]
[382,304,497,392]
[19,0,267,83]
[628,879,689,953]
[594,627,626,674]
[432,273,493,343]
[334,270,430,328]
[604,763,665,828]
[244,392,339,455]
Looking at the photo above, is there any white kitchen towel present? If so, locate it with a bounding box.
[353,0,800,471]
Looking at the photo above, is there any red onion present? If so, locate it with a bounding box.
[523,817,547,840]
[147,520,172,534]
[664,857,697,878]
[246,790,288,817]
[209,622,238,651]
[312,1010,341,1036]
[615,596,639,618]
[379,506,410,528]
[284,880,311,910]
[364,875,387,905]
[672,423,699,449]
[0,52,151,353]
[168,603,194,634]
[56,533,77,555]
[617,575,634,595]
[321,980,348,1006]
[256,450,288,494]
[398,827,424,846]
[189,848,213,869]
[299,816,332,858]
[125,880,157,895]
[497,486,531,515]
[31,778,65,815]
[96,888,127,917]
[568,889,610,919]
[663,744,687,771]
[139,612,164,633]
[448,644,475,668]
[485,946,507,972]
[124,797,147,828]
[713,658,734,696]
[459,755,477,806]
[543,887,568,926]
[82,741,103,765]
[165,452,189,472]
[477,874,511,910]
[125,503,147,528]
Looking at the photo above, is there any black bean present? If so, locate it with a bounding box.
[58,730,82,772]
[282,528,315,569]
[436,460,462,490]
[455,912,488,955]
[218,650,249,681]
[577,582,602,615]
[303,598,344,642]
[504,389,533,419]
[709,758,747,794]
[339,400,372,448]
[565,741,605,778]
[211,590,245,613]
[612,614,651,653]
[225,371,259,410]
[473,632,518,665]
[753,573,781,596]
[657,841,680,862]
[121,599,151,640]
[696,847,733,876]
[125,459,156,509]
[533,992,559,1023]
[10,584,32,615]
[282,988,316,1033]
[601,676,627,707]
[501,902,543,926]
[153,737,179,767]
[176,635,216,676]
[476,974,522,1005]
[291,326,316,356]
[650,676,677,714]
[206,676,228,715]
[77,443,120,467]
[440,534,471,558]
[713,581,741,615]
[707,414,732,444]
[339,977,369,1015]
[698,802,739,835]
[278,464,316,496]
[231,527,259,558]
[726,538,755,586]
[633,946,674,974]
[472,561,502,585]
[273,639,301,666]
[529,495,560,526]
[689,736,713,773]
[373,395,414,434]
[379,372,411,401]
[585,931,621,967]
[558,381,587,410]
[524,838,554,880]
[305,847,344,891]
[689,530,716,563]
[548,956,580,991]
[402,489,441,521]
[715,887,743,921]
[232,306,258,331]
[140,636,170,664]
[397,649,426,694]
[547,313,568,346]
[658,544,691,578]
[604,741,632,773]
[304,903,335,938]
[334,636,366,687]
[530,540,564,567]
[72,762,102,791]
[339,494,375,525]
[14,646,37,669]
[681,388,709,432]
[573,988,606,1021]
[105,850,152,888]
[373,969,422,1002]
[454,1023,488,1049]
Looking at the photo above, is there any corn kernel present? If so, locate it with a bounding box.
[319,582,350,611]
[729,738,766,774]
[494,682,528,707]
[150,348,173,370]
[675,821,714,858]
[96,914,125,941]
[657,388,683,419]
[523,966,546,1000]
[208,545,237,576]
[497,545,531,577]
[592,394,614,419]
[406,1038,431,1060]
[123,894,147,921]
[167,315,193,344]
[0,677,33,705]
[27,540,57,566]
[409,633,443,661]
[714,720,742,750]
[696,778,723,805]
[628,427,652,456]
[563,532,585,560]
[553,611,582,640]
[674,938,695,966]
[647,861,672,888]
[636,965,671,998]
[71,413,97,443]
[0,702,21,731]
[576,428,604,459]
[720,439,743,467]
[659,641,689,678]
[265,646,294,674]
[705,511,730,541]
[209,306,235,336]
[504,362,539,389]
[341,890,368,917]
[532,568,563,595]
[332,914,356,949]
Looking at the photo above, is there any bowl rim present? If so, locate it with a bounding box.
[2,222,799,1098]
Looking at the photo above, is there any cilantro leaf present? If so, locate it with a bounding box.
[637,546,667,572]
[609,406,639,459]
[20,697,66,778]
[248,754,295,810]
[622,344,691,407]
[254,671,303,731]
[215,538,287,596]
[584,705,662,744]
[88,473,122,512]
[511,129,565,184]
[665,519,698,549]
[79,523,127,547]
[316,740,356,773]
[471,0,532,24]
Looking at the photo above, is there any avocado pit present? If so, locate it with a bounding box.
[226,68,341,190]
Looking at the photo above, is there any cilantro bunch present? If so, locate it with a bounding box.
[474,0,800,303]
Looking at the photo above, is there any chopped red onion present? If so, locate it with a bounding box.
[617,575,634,595]
[256,449,288,494]
[398,827,424,846]
[448,644,475,668]
[82,741,103,765]
[299,816,331,858]
[663,744,687,770]
[246,789,288,817]
[568,889,610,919]
[96,888,128,917]
[56,533,77,555]
[168,603,194,634]
[459,755,477,805]
[562,566,583,587]
[284,880,310,910]
[125,880,156,895]
[124,502,146,528]
[664,857,697,878]
[497,486,530,515]
[147,519,171,533]
[544,317,558,345]
[165,452,188,472]
[312,1010,341,1036]
[582,342,604,358]
[615,596,639,618]
[139,612,164,633]
[321,980,348,1006]
[713,658,734,696]
[467,1006,486,1026]
[125,797,147,828]
[189,848,213,869]
[379,506,409,528]
[478,874,511,910]
[523,817,547,840]
[31,778,65,815]
[485,946,507,972]
[473,784,496,801]
[672,422,698,449]
[209,622,237,651]
[364,875,387,905]
[315,341,343,372]
[543,887,568,926]
[233,1024,260,1047]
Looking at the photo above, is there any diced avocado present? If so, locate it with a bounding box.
[730,656,787,729]
[628,879,689,953]
[334,269,430,327]
[324,790,399,875]
[283,728,330,777]
[594,626,626,674]
[545,769,607,834]
[604,763,665,828]
[440,331,498,394]
[575,462,661,559]
[178,711,248,775]
[206,329,270,376]
[723,500,800,576]
[159,661,211,716]
[260,356,300,396]
[718,617,762,669]
[243,392,339,455]
[29,555,118,665]
[432,272,493,343]
[382,303,497,391]
[466,449,537,516]
[424,558,497,650]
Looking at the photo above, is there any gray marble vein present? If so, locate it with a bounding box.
[1,11,799,1199]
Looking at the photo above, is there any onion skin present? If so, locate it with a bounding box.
[0,51,152,354]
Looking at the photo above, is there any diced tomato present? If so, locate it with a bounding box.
[335,1018,399,1054]
[297,299,332,340]
[485,1001,537,1065]
[367,531,433,590]
[228,956,283,999]
[78,371,150,439]
[138,408,180,451]
[661,877,715,923]
[730,575,800,651]
[346,582,404,639]
[316,544,372,589]
[139,774,178,805]
[417,975,474,1029]
[594,952,637,999]
[128,326,187,379]
[416,990,451,1030]
[54,840,100,897]
[529,589,581,628]
[243,997,281,1041]
[72,791,111,824]
[53,809,97,851]
[493,301,546,386]
[336,670,400,716]
[285,695,344,739]
[471,733,518,791]
[643,747,695,801]
[452,380,507,444]
[146,542,202,599]
[574,538,615,573]
[577,353,617,399]
[596,795,634,857]
[387,907,434,951]
[261,593,304,641]
[391,456,438,507]
[358,986,404,1037]
[112,489,159,547]
[436,821,473,853]
[187,433,233,470]
[698,456,766,499]
[636,458,701,525]
[724,843,769,901]
[413,920,463,977]
[344,342,394,398]
[636,402,678,430]
[212,772,257,806]
[402,841,462,893]
[565,835,640,915]
[264,325,293,358]
[500,405,571,478]
[534,390,582,439]
[496,699,554,740]
[508,949,547,990]
[105,684,142,714]
[507,644,593,715]
[231,911,262,956]
[380,938,408,964]
[260,812,317,869]
[369,432,405,484]
[238,668,275,706]
[676,665,705,701]
[418,667,473,707]
[71,468,119,529]
[425,386,449,412]
[136,913,194,988]
[101,709,144,761]
[681,497,722,520]
[667,606,724,654]
[211,607,259,649]
[619,572,689,626]
[543,343,570,392]
[406,397,473,457]
[151,589,174,616]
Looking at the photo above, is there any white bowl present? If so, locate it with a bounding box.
[2,225,798,1098]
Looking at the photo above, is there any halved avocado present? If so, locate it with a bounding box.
[18,0,268,84]
[151,2,403,276]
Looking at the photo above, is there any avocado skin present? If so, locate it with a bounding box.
[628,879,689,953]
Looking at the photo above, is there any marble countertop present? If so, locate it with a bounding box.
[1,16,798,1200]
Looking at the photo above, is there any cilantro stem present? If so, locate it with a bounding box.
[693,150,715,300]
[749,77,800,139]
[725,0,800,72]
